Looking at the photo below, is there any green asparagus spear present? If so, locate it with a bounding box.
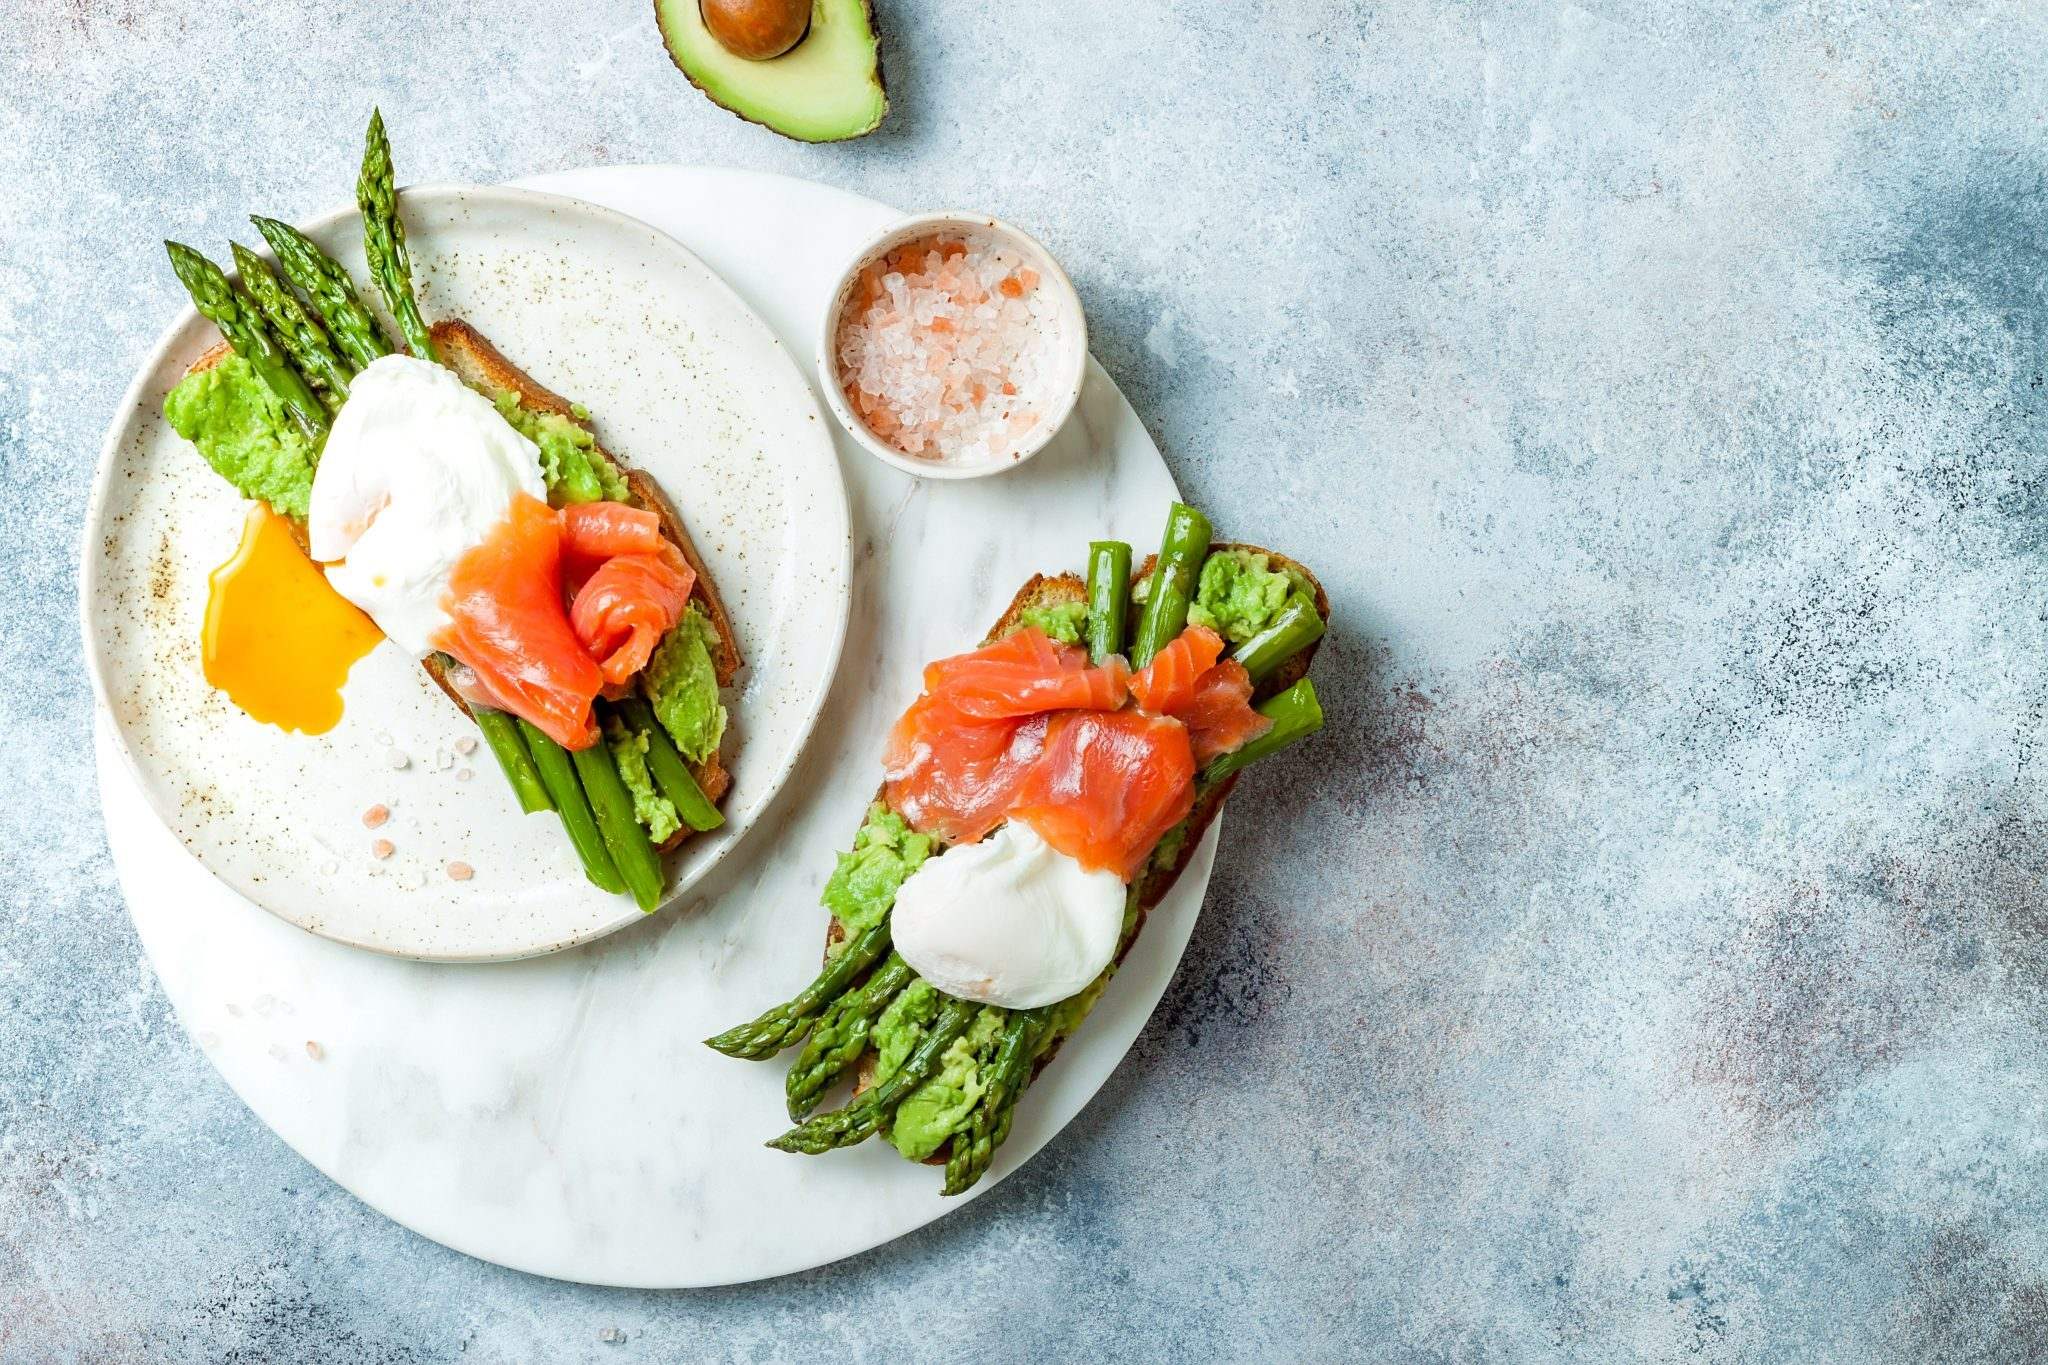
[571,739,665,912]
[1129,503,1212,669]
[228,242,351,408]
[708,918,894,1059]
[357,108,436,363]
[164,241,328,440]
[251,216,393,372]
[469,705,552,814]
[784,953,916,1119]
[1085,541,1132,666]
[943,1005,1048,1195]
[616,698,723,832]
[1232,591,1325,686]
[515,718,625,894]
[1201,677,1324,782]
[767,997,979,1155]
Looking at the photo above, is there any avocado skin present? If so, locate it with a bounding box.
[656,0,888,143]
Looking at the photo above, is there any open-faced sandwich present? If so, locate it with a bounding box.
[158,112,736,910]
[708,503,1326,1194]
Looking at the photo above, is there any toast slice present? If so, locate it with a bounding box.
[426,321,738,849]
[823,545,1329,1159]
[183,321,741,851]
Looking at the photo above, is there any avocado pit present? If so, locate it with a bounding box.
[700,0,811,60]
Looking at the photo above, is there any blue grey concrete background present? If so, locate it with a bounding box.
[6,0,2047,1359]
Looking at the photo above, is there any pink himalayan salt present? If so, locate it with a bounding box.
[836,234,1057,464]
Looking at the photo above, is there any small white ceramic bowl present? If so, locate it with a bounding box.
[818,211,1088,481]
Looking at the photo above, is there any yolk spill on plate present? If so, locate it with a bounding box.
[203,505,382,734]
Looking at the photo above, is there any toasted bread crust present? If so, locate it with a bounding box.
[430,319,742,685]
[184,322,738,851]
[825,546,1327,1157]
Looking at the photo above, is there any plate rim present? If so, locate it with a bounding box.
[78,181,853,962]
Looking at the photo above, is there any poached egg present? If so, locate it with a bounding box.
[890,820,1124,1009]
[307,354,546,656]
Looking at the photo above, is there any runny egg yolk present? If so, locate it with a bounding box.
[203,505,382,734]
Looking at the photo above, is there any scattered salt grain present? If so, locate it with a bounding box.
[433,746,453,771]
[454,736,477,756]
[455,767,473,783]
[446,861,474,882]
[375,732,393,747]
[362,804,390,829]
[386,748,410,771]
[836,232,1057,464]
[305,1040,325,1061]
[370,838,394,860]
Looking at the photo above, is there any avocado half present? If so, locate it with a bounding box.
[656,0,887,143]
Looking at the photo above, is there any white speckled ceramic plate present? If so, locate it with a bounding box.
[82,186,851,961]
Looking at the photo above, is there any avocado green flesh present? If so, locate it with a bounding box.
[871,979,938,1083]
[490,392,629,506]
[163,356,318,519]
[1016,600,1088,646]
[1188,549,1300,644]
[643,605,728,766]
[820,804,931,936]
[656,0,886,143]
[888,1006,1004,1160]
[606,718,682,843]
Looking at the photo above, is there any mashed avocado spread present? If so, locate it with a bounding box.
[1187,549,1300,644]
[605,719,681,843]
[491,393,630,506]
[888,1005,1005,1160]
[872,979,939,1082]
[163,355,319,519]
[1017,600,1087,645]
[821,804,932,935]
[643,606,727,765]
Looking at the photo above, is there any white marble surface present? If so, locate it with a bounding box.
[98,168,1208,1286]
[85,183,851,960]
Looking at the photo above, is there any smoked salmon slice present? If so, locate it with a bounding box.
[569,551,695,688]
[922,627,1130,719]
[559,500,664,561]
[882,627,1131,843]
[1179,658,1270,762]
[1008,709,1196,881]
[435,493,605,750]
[437,495,698,741]
[1129,625,1224,716]
[1131,625,1270,762]
[884,703,1049,845]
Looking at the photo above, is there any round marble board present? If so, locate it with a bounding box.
[94,167,1215,1287]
